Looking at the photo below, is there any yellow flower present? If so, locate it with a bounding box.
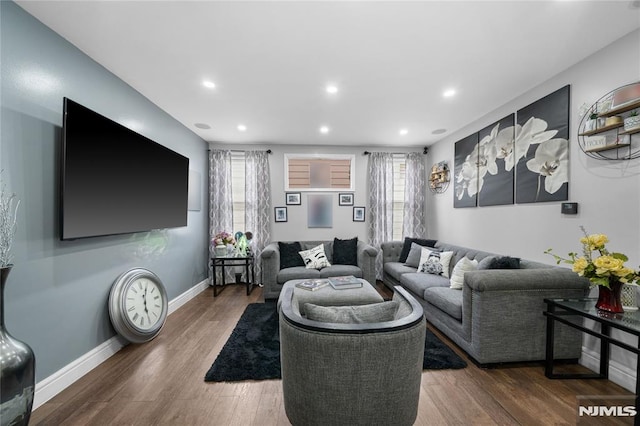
[580,233,609,250]
[593,255,624,275]
[572,257,589,275]
[613,266,635,279]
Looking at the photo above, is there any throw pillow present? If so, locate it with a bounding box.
[299,244,332,270]
[405,242,437,268]
[304,301,399,324]
[449,257,479,290]
[487,256,521,269]
[278,241,305,270]
[333,237,358,266]
[477,256,496,270]
[398,237,438,263]
[417,248,454,278]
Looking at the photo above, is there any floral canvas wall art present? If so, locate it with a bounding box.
[515,85,570,203]
[454,133,479,208]
[477,114,515,206]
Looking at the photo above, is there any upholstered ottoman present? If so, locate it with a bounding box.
[277,279,383,314]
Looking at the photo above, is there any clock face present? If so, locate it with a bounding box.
[109,268,168,343]
[124,277,164,331]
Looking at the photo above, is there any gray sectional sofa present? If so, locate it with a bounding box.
[382,240,591,365]
[261,240,378,299]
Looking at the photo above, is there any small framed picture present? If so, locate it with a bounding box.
[286,192,301,205]
[275,207,288,222]
[338,193,354,206]
[353,206,365,222]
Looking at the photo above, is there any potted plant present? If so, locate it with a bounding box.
[624,110,640,132]
[585,112,598,132]
[546,227,640,313]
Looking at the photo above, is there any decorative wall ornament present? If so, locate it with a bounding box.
[515,85,570,203]
[428,162,450,194]
[477,114,515,206]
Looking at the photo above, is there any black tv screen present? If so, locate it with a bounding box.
[61,98,189,240]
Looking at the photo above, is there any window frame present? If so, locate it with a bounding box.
[284,153,355,192]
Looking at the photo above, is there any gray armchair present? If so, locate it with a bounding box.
[260,240,378,299]
[279,286,425,426]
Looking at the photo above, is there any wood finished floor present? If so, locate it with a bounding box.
[31,283,633,426]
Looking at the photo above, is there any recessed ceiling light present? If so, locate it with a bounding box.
[319,126,330,134]
[194,123,211,129]
[203,80,216,89]
[432,128,447,135]
[237,124,247,132]
[443,88,456,98]
[399,128,409,136]
[326,85,338,94]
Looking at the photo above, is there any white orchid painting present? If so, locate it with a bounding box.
[453,133,479,208]
[453,85,570,208]
[476,114,515,206]
[515,85,570,203]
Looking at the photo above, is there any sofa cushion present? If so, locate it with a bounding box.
[299,244,332,269]
[278,267,321,283]
[384,262,417,283]
[319,265,363,279]
[418,248,454,278]
[400,272,449,299]
[304,301,399,324]
[399,237,438,263]
[450,257,479,290]
[424,287,463,320]
[333,237,358,266]
[279,241,305,269]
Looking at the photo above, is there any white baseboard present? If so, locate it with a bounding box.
[32,278,209,410]
[580,346,636,393]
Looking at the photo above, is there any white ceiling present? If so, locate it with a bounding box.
[16,1,640,147]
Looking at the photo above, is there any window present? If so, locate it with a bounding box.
[392,155,406,241]
[285,154,355,191]
[231,152,246,233]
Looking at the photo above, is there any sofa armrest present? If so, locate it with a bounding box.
[464,268,590,292]
[381,241,404,264]
[260,243,280,297]
[357,241,378,286]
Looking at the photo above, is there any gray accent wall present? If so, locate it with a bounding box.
[1,2,209,382]
[427,29,640,391]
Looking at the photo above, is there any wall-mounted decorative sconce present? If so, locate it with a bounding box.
[428,161,450,194]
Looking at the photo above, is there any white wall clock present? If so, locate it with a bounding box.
[108,268,168,343]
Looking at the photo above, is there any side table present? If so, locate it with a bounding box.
[544,298,640,420]
[210,255,256,297]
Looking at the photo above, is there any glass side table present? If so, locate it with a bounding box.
[544,298,640,415]
[210,255,256,297]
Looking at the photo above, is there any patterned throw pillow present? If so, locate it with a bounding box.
[449,257,479,289]
[299,244,332,270]
[417,248,454,278]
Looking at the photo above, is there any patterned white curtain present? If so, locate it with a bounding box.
[402,152,426,238]
[367,152,394,280]
[245,150,271,283]
[209,149,234,282]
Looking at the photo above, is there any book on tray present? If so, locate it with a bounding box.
[295,279,330,291]
[328,275,362,289]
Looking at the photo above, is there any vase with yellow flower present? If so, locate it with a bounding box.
[546,227,639,313]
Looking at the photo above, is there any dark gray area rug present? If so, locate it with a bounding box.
[205,302,467,382]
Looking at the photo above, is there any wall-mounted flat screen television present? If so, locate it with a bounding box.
[60,98,189,240]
